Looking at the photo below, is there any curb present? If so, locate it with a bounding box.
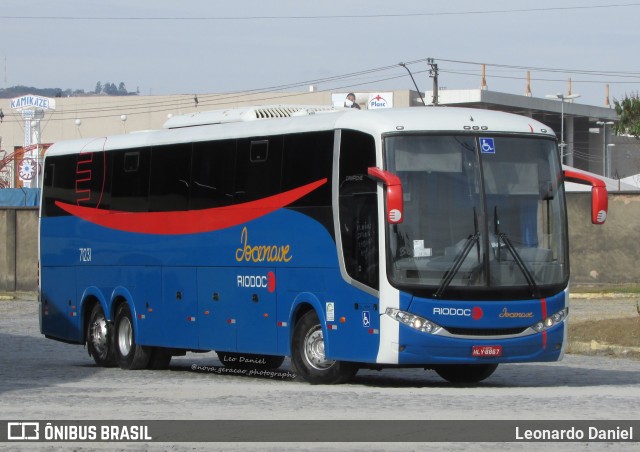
[569,292,640,300]
[568,341,640,358]
[0,291,37,301]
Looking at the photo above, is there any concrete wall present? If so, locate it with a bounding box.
[567,192,640,286]
[0,208,38,291]
[2,193,639,291]
[609,135,640,180]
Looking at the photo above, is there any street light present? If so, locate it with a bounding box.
[596,120,615,178]
[399,62,426,106]
[545,93,581,159]
[74,119,82,138]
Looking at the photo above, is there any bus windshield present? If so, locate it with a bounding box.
[384,134,568,300]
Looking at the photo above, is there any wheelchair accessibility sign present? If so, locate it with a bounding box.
[362,311,371,327]
[480,137,496,154]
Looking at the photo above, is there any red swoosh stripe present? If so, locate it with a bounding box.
[55,178,327,235]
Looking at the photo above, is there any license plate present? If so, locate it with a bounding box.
[472,345,502,357]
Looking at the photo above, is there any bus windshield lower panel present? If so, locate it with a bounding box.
[384,134,568,300]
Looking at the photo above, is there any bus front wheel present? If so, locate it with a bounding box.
[86,303,116,367]
[113,303,151,370]
[291,310,357,384]
[433,364,498,384]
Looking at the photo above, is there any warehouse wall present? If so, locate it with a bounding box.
[1,192,639,291]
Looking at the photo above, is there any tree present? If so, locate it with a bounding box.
[94,81,102,95]
[613,93,640,140]
[103,83,118,95]
[118,82,127,95]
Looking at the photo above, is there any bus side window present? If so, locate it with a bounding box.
[111,148,151,212]
[190,140,237,209]
[281,131,334,233]
[149,143,192,212]
[42,155,75,217]
[339,130,379,290]
[235,136,283,202]
[281,131,333,208]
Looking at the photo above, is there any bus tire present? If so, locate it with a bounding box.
[147,348,172,370]
[291,310,358,384]
[433,364,498,384]
[113,303,151,370]
[86,303,116,367]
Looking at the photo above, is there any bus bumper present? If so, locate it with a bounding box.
[393,322,566,365]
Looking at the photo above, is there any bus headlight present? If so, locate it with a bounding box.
[532,308,568,332]
[385,308,442,334]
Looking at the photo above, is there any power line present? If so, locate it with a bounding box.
[0,67,414,123]
[572,148,605,162]
[2,3,640,21]
[0,63,409,122]
[0,57,636,124]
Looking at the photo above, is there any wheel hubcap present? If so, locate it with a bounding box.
[303,325,334,370]
[117,317,133,357]
[90,315,109,356]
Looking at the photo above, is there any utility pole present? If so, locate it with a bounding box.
[427,58,439,105]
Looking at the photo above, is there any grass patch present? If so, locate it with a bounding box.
[569,317,640,348]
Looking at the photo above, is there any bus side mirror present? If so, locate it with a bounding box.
[563,170,608,225]
[368,167,403,224]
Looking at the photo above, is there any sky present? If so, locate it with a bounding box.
[2,0,639,107]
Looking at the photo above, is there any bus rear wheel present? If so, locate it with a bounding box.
[291,310,357,384]
[433,364,498,384]
[86,303,116,367]
[113,303,151,370]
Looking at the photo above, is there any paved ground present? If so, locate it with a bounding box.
[0,292,638,451]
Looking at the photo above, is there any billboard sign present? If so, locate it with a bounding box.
[10,95,56,111]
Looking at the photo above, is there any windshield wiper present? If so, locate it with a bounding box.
[434,233,480,298]
[434,211,480,298]
[494,207,540,298]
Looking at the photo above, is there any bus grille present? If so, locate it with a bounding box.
[444,326,528,336]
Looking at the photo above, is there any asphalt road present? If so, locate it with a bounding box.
[0,294,638,451]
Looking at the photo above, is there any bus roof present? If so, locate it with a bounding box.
[45,106,556,157]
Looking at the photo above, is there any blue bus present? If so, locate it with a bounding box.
[39,105,607,384]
